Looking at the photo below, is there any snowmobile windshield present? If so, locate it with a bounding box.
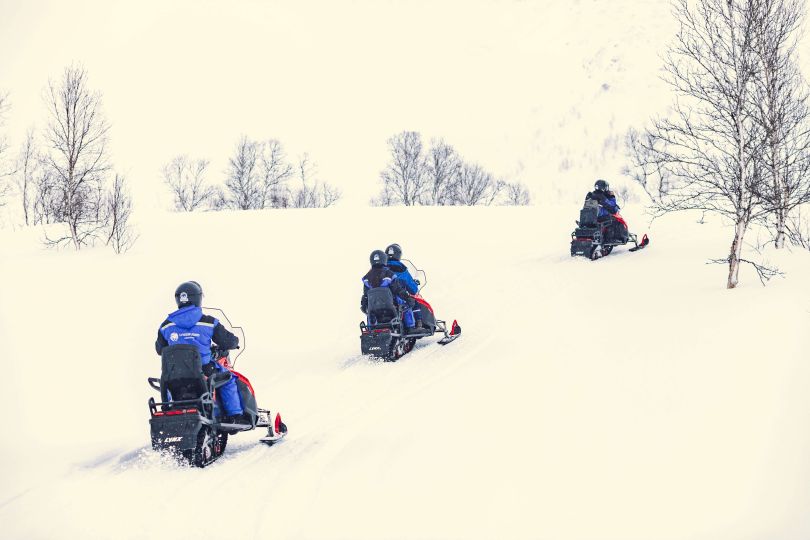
[401,259,428,293]
[203,306,246,367]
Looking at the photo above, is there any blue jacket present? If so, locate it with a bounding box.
[386,260,419,294]
[586,191,619,217]
[155,306,238,364]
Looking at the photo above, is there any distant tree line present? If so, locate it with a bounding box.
[624,0,810,288]
[162,138,341,212]
[372,131,530,207]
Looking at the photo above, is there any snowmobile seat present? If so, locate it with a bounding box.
[367,287,397,324]
[579,206,599,228]
[160,344,207,403]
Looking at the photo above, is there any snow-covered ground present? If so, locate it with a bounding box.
[1,205,809,539]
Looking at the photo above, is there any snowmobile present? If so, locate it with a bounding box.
[570,199,649,260]
[147,310,286,467]
[360,261,460,361]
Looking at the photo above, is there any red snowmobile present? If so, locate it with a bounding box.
[147,309,287,467]
[570,199,649,260]
[360,262,460,361]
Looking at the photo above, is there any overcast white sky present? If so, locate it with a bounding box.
[0,0,677,208]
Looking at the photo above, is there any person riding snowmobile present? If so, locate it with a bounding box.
[585,179,619,216]
[155,281,248,424]
[385,243,425,327]
[384,243,419,294]
[585,179,627,243]
[361,250,419,333]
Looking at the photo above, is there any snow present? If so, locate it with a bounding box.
[1,204,810,539]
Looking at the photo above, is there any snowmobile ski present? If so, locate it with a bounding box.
[438,320,461,345]
[257,409,288,446]
[628,233,649,252]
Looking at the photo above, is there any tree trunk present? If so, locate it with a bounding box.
[727,218,748,289]
[774,207,786,249]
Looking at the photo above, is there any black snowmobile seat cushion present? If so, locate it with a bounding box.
[579,207,599,227]
[367,287,397,321]
[160,344,207,401]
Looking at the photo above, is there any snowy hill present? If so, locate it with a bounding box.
[1,205,809,539]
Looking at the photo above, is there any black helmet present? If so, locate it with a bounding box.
[385,243,402,261]
[175,281,203,308]
[370,250,388,267]
[594,179,609,192]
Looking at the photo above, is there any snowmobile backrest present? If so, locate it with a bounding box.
[367,287,397,322]
[580,200,599,227]
[160,344,207,402]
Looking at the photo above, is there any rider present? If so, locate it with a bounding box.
[361,250,419,333]
[155,281,248,424]
[585,179,626,242]
[385,243,423,327]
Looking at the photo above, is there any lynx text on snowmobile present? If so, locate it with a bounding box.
[360,260,460,361]
[147,308,287,467]
[570,199,649,260]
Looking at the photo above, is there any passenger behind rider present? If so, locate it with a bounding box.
[361,250,419,334]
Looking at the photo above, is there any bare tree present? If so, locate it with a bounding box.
[785,203,810,247]
[424,139,460,205]
[42,66,111,249]
[502,181,532,206]
[12,129,40,225]
[288,153,342,208]
[260,139,294,208]
[370,184,396,207]
[639,0,769,288]
[751,0,810,248]
[162,155,216,211]
[0,92,11,207]
[454,162,504,206]
[624,127,672,203]
[104,174,137,253]
[224,137,297,210]
[377,131,427,206]
[225,136,262,210]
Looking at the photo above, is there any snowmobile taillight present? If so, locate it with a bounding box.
[153,408,198,417]
[372,329,391,334]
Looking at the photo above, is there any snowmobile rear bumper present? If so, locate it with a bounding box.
[571,237,595,257]
[149,399,207,453]
[360,324,396,357]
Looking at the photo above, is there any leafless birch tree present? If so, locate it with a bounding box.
[104,174,137,253]
[624,127,672,203]
[635,0,768,288]
[502,181,532,206]
[288,153,341,208]
[424,139,460,205]
[261,139,294,208]
[377,131,427,206]
[13,129,40,225]
[225,136,262,210]
[42,66,111,249]
[162,155,216,211]
[454,162,504,206]
[0,92,11,207]
[751,0,810,248]
[225,137,295,209]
